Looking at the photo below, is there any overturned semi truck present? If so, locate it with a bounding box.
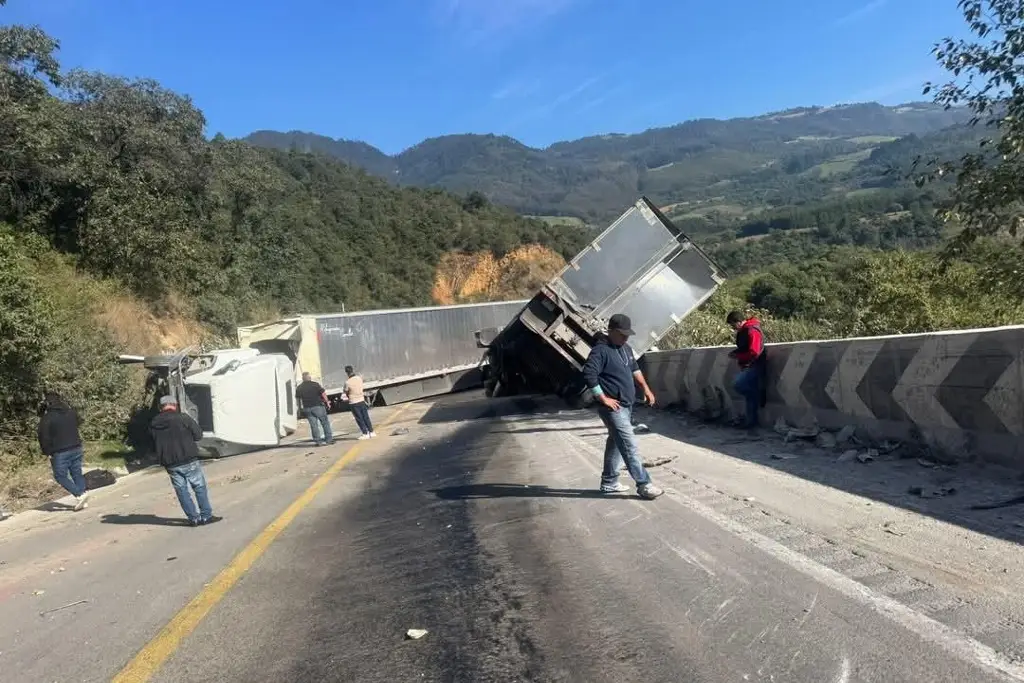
[117,300,529,456]
[475,197,727,405]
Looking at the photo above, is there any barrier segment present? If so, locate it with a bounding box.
[640,325,1024,467]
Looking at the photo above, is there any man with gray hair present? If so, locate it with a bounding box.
[295,371,334,446]
[150,395,219,526]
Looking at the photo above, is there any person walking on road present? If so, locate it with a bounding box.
[343,365,375,440]
[727,310,768,431]
[37,392,89,511]
[296,372,334,446]
[582,314,664,500]
[150,395,220,527]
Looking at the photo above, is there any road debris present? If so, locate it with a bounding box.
[634,423,651,434]
[857,449,878,464]
[39,599,88,617]
[405,629,428,640]
[84,469,117,489]
[837,450,858,463]
[770,453,799,461]
[916,458,939,468]
[908,485,957,499]
[774,417,820,442]
[835,425,856,445]
[815,431,837,449]
[32,590,45,596]
[883,522,905,537]
[391,427,410,436]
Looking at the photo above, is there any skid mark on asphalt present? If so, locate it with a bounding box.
[550,424,1024,681]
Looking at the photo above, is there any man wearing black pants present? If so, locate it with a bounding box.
[344,365,375,440]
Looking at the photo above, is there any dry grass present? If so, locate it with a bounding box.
[95,291,209,354]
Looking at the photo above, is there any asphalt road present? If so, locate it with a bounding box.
[3,392,1024,682]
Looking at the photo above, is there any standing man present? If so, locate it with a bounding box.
[582,314,663,500]
[727,310,767,431]
[295,372,334,446]
[343,365,375,440]
[150,395,219,526]
[37,392,89,511]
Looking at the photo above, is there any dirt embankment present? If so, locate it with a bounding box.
[432,245,567,304]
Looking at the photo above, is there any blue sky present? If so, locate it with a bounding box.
[4,0,970,154]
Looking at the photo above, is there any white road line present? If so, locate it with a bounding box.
[559,429,1024,683]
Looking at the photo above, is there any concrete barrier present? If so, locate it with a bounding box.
[640,325,1024,467]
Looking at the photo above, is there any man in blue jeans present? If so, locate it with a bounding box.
[295,372,334,446]
[37,393,89,511]
[150,395,220,526]
[727,310,768,431]
[582,313,664,501]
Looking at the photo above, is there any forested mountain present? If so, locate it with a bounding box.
[246,103,972,221]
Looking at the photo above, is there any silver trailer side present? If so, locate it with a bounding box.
[239,300,528,406]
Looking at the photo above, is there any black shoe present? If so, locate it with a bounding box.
[201,515,223,525]
[188,518,202,527]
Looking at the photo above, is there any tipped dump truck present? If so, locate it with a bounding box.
[475,197,726,404]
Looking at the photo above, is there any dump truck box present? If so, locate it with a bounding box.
[237,300,529,406]
[476,197,726,403]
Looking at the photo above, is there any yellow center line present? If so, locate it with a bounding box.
[112,403,414,683]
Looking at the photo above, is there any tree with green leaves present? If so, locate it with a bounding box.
[924,0,1024,255]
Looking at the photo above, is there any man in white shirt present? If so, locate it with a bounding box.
[343,365,376,440]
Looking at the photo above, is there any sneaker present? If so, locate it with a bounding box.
[369,432,377,438]
[200,515,223,525]
[189,518,202,527]
[600,481,630,493]
[638,484,664,500]
[73,493,89,511]
[358,434,371,441]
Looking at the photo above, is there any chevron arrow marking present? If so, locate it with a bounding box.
[825,339,885,419]
[776,344,816,408]
[982,351,1024,436]
[891,333,977,430]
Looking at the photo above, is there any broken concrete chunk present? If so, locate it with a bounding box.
[857,449,878,464]
[835,425,856,444]
[815,431,837,449]
[405,629,428,640]
[837,449,858,463]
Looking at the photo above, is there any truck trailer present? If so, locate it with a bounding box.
[475,197,726,405]
[236,300,529,408]
[120,300,528,456]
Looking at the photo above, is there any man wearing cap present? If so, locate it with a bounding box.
[150,395,220,526]
[582,313,664,500]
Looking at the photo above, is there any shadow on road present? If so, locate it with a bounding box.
[433,483,629,501]
[36,501,75,512]
[100,513,191,527]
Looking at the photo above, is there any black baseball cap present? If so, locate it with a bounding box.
[608,313,635,336]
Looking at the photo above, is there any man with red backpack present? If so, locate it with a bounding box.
[727,310,767,431]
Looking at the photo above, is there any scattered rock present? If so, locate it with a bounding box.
[405,629,428,640]
[83,469,116,490]
[837,450,858,463]
[835,425,856,445]
[32,590,45,596]
[857,449,878,464]
[815,431,837,449]
[770,453,799,461]
[0,509,11,521]
[391,427,410,436]
[908,485,957,499]
[878,440,901,455]
[916,458,939,468]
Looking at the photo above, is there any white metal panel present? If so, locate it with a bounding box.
[209,358,280,446]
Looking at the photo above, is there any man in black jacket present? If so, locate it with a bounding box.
[150,395,220,526]
[37,392,89,511]
[582,314,663,500]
